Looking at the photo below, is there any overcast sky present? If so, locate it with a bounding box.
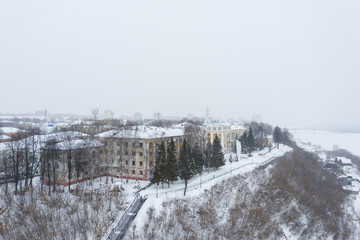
[0,0,359,129]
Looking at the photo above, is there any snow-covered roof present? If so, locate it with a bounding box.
[230,125,246,131]
[54,139,103,150]
[0,131,90,152]
[337,157,352,165]
[0,127,26,133]
[0,135,11,140]
[96,126,185,139]
[204,122,246,131]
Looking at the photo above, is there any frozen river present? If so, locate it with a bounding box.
[290,129,360,157]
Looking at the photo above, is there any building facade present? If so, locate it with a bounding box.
[203,107,246,153]
[204,123,246,153]
[96,126,187,181]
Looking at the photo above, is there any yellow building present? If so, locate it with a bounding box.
[204,107,246,153]
[204,123,246,153]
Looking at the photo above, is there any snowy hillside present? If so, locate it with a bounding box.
[125,148,357,240]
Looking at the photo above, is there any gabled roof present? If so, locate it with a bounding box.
[336,157,352,165]
[96,126,185,139]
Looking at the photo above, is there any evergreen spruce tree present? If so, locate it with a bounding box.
[165,138,178,187]
[240,131,248,154]
[211,135,225,169]
[247,127,256,155]
[192,144,204,174]
[178,139,195,196]
[205,141,212,173]
[151,141,166,187]
[273,126,282,148]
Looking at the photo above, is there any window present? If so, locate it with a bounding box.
[149,143,153,148]
[104,141,108,146]
[140,171,143,175]
[207,127,210,130]
[132,161,135,166]
[56,163,59,169]
[125,160,128,165]
[125,142,128,147]
[139,143,143,147]
[105,150,108,155]
[150,152,153,156]
[140,152,143,156]
[218,127,222,130]
[99,150,103,154]
[132,151,135,156]
[213,127,216,130]
[149,161,153,167]
[125,151,128,156]
[150,170,153,174]
[132,170,135,175]
[117,141,120,146]
[140,161,143,166]
[117,150,120,155]
[207,133,211,136]
[117,158,120,164]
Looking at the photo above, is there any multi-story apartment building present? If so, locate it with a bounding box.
[96,126,188,181]
[43,138,104,186]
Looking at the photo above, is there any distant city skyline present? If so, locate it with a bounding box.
[1,0,359,130]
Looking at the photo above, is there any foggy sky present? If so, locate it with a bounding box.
[1,0,359,129]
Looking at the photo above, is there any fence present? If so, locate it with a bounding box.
[145,158,277,198]
[106,193,148,240]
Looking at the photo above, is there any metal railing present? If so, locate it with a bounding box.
[144,156,277,198]
[106,193,148,240]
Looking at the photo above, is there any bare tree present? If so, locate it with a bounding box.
[6,133,25,194]
[59,133,80,192]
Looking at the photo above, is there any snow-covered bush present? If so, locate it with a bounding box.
[0,186,127,240]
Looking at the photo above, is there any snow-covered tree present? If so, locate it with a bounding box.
[178,139,195,196]
[165,138,178,187]
[211,135,225,169]
[205,141,212,173]
[151,141,166,188]
[273,126,282,148]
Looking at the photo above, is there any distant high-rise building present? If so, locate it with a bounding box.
[133,112,143,121]
[91,108,99,120]
[153,112,162,120]
[104,110,114,120]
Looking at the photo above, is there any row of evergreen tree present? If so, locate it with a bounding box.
[238,127,256,155]
[151,135,225,195]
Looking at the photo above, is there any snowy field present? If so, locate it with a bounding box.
[290,129,360,157]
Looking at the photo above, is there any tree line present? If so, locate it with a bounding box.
[151,135,225,196]
[0,129,101,196]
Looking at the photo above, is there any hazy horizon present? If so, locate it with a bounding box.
[1,1,359,130]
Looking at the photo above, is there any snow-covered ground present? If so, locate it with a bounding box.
[290,129,360,156]
[128,145,292,236]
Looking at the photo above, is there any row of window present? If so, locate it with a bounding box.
[206,127,231,131]
[104,141,144,148]
[103,139,185,148]
[99,150,148,156]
